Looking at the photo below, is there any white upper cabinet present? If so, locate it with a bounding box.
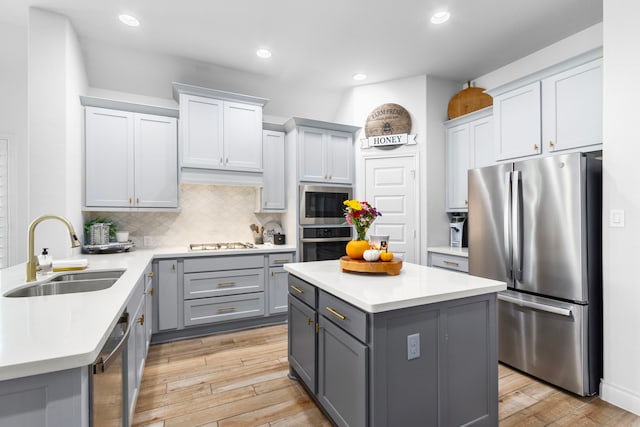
[493,81,541,161]
[180,95,224,169]
[134,114,179,208]
[298,126,354,184]
[445,108,494,211]
[85,106,178,209]
[489,53,602,162]
[174,84,267,178]
[542,58,603,153]
[223,101,263,170]
[259,129,286,211]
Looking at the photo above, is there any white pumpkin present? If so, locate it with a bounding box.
[363,249,380,262]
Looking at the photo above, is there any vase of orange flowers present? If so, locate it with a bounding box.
[343,199,381,259]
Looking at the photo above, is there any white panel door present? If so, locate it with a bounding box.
[364,155,417,262]
[261,130,286,210]
[470,116,494,169]
[223,101,262,170]
[542,58,603,152]
[85,107,134,207]
[134,114,178,208]
[446,124,471,211]
[180,94,223,168]
[325,130,354,184]
[494,81,541,160]
[299,127,326,182]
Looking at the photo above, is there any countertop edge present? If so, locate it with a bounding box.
[0,245,297,381]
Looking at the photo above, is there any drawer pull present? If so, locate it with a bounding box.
[290,285,304,294]
[273,258,289,264]
[218,306,236,313]
[217,281,236,287]
[325,306,346,321]
[443,260,460,266]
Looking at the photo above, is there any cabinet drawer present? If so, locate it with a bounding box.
[288,275,317,308]
[184,255,264,273]
[429,252,469,273]
[184,293,265,326]
[268,253,294,266]
[319,290,367,343]
[184,268,264,299]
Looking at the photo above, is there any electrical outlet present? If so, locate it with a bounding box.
[407,333,420,360]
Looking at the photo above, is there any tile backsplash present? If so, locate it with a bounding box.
[85,184,283,248]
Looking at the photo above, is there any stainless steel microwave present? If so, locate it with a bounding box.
[299,184,353,225]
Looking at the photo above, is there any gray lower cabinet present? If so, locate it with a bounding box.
[288,294,317,392]
[287,273,498,427]
[153,252,294,341]
[318,316,368,427]
[157,259,179,331]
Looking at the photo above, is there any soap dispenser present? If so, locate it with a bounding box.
[38,248,53,275]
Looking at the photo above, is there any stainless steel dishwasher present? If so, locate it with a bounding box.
[89,311,130,427]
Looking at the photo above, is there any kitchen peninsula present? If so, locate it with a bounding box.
[284,260,506,427]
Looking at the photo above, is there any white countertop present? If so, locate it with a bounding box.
[427,246,469,258]
[0,244,296,381]
[284,260,505,313]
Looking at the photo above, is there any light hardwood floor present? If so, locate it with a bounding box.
[133,324,640,426]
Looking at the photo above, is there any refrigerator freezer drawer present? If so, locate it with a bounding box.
[498,291,595,396]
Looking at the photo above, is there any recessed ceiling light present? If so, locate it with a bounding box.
[353,73,367,81]
[430,11,450,24]
[118,14,140,27]
[256,48,272,59]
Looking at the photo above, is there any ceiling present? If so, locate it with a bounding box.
[4,0,603,91]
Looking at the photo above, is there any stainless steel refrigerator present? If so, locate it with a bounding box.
[468,151,602,396]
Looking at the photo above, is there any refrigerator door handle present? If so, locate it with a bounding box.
[512,170,523,281]
[504,171,513,280]
[498,294,573,317]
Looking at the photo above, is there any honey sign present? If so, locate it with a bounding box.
[362,103,416,149]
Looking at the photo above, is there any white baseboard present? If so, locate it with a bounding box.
[600,379,640,416]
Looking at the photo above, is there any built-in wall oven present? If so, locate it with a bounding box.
[299,184,352,225]
[299,226,352,262]
[89,311,130,427]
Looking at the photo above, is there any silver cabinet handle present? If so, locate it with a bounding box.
[498,294,572,317]
[443,260,460,266]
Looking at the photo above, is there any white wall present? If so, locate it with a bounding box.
[28,8,87,259]
[600,0,640,415]
[0,22,28,266]
[474,23,603,91]
[82,38,345,123]
[335,75,458,264]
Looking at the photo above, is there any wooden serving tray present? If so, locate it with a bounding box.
[340,256,403,276]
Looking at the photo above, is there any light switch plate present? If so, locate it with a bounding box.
[610,209,625,227]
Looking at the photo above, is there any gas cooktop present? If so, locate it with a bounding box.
[189,242,256,251]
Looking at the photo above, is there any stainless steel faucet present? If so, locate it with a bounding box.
[26,214,82,282]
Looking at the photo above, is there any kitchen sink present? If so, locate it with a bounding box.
[4,269,125,298]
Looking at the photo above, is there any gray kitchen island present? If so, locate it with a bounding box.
[284,260,506,427]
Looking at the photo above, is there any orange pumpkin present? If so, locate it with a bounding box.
[380,251,394,262]
[346,240,370,260]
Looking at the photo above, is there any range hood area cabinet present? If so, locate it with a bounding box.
[285,117,360,185]
[173,83,269,185]
[83,101,179,210]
